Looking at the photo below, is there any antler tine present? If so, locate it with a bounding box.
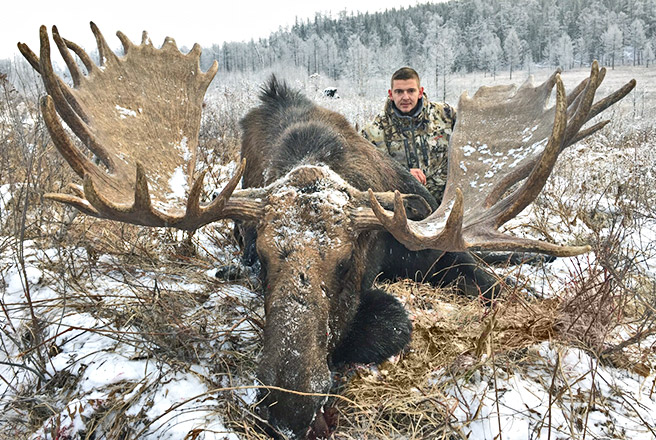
[17,43,40,72]
[44,191,100,217]
[587,79,637,122]
[566,79,589,121]
[116,31,134,54]
[41,96,98,178]
[183,161,247,224]
[195,159,245,219]
[141,31,152,46]
[62,37,97,74]
[563,62,600,144]
[50,27,91,123]
[52,26,82,87]
[189,159,266,224]
[38,26,113,170]
[368,189,466,251]
[467,231,591,256]
[90,22,119,67]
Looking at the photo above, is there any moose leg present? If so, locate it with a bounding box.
[331,288,412,367]
[423,251,502,300]
[373,237,501,301]
[214,222,261,283]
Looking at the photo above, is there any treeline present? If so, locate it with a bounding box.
[199,0,655,94]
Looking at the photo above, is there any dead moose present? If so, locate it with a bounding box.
[20,24,634,439]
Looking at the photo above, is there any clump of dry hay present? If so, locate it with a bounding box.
[329,279,567,439]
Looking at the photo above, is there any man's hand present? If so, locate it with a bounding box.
[410,168,426,185]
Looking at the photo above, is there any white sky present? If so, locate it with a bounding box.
[3,0,440,60]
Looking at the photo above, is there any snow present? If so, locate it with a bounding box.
[115,104,138,118]
[440,341,656,439]
[167,165,189,199]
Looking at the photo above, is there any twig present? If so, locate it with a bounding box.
[0,360,46,381]
[547,351,560,440]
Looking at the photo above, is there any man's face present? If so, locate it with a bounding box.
[388,78,424,114]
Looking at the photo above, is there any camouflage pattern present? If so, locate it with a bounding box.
[362,94,456,202]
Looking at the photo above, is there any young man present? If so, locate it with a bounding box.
[362,67,456,203]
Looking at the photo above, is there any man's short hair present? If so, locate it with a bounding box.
[391,67,421,89]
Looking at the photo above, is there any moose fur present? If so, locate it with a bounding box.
[237,77,499,438]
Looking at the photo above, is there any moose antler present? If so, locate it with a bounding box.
[19,24,262,228]
[370,63,635,256]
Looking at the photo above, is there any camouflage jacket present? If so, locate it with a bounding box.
[361,94,456,202]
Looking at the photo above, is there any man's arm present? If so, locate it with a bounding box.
[444,102,457,129]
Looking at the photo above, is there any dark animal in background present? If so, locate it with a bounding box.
[20,23,634,439]
[322,87,339,98]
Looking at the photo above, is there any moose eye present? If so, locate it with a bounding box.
[335,254,354,278]
[275,243,294,260]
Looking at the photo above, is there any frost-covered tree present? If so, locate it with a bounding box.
[423,14,445,91]
[503,27,523,79]
[602,23,624,69]
[402,18,422,64]
[322,35,341,80]
[346,36,372,96]
[523,50,534,76]
[479,32,503,78]
[375,37,404,78]
[645,41,655,67]
[578,2,607,63]
[630,18,648,65]
[424,17,456,100]
[537,4,562,61]
[574,36,590,67]
[193,0,656,79]
[554,32,574,70]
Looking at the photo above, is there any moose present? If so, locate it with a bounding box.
[20,24,634,439]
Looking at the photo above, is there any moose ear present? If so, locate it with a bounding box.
[401,194,432,220]
[376,193,432,220]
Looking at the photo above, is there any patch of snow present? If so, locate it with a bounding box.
[115,105,137,119]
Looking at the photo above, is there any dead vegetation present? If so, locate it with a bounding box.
[1,66,655,439]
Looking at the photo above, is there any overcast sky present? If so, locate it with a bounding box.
[3,0,440,60]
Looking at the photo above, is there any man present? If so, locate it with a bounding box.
[362,68,548,295]
[362,67,456,203]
